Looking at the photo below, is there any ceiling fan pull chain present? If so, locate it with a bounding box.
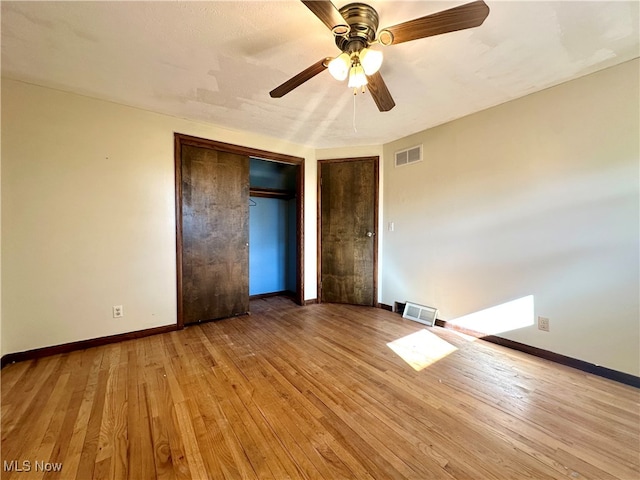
[353,92,358,133]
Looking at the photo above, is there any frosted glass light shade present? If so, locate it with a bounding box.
[328,53,350,81]
[360,48,383,75]
[348,64,368,88]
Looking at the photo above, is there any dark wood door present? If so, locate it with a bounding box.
[181,145,249,324]
[319,157,378,306]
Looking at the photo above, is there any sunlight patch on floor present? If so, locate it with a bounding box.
[447,295,535,335]
[387,329,458,371]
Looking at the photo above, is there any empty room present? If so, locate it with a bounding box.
[1,1,638,479]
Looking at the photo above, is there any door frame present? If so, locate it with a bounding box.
[174,133,305,328]
[317,156,379,306]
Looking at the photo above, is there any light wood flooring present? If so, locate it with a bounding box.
[2,297,639,479]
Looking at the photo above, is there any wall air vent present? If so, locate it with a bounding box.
[402,302,438,327]
[395,145,422,167]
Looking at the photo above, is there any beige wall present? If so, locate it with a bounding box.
[3,60,639,376]
[382,59,640,375]
[0,78,2,357]
[1,79,316,355]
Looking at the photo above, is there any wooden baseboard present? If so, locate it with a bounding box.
[6,308,636,389]
[378,303,393,311]
[482,335,640,388]
[303,298,318,306]
[1,324,177,369]
[438,321,639,389]
[250,291,294,300]
[378,304,638,388]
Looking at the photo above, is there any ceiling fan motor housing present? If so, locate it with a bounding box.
[335,3,380,53]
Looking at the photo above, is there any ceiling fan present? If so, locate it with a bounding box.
[270,0,490,112]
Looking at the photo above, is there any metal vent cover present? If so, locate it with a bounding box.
[395,145,422,167]
[402,301,438,326]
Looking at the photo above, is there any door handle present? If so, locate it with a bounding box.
[366,231,375,237]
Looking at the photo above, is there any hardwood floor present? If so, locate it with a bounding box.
[2,297,638,479]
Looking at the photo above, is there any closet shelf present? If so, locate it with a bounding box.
[249,187,295,199]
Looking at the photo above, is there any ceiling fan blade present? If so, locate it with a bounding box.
[367,72,395,112]
[301,0,348,32]
[270,58,330,98]
[380,0,489,46]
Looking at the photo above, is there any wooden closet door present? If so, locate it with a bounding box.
[319,157,378,306]
[181,145,249,324]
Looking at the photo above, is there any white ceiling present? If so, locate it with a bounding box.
[2,1,638,149]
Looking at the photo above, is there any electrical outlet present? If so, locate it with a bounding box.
[538,316,549,332]
[113,305,123,318]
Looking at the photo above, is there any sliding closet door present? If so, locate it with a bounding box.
[180,144,249,324]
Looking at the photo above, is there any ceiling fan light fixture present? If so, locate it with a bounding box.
[348,64,368,88]
[328,52,350,81]
[359,47,383,75]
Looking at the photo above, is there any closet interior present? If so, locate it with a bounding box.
[249,157,299,299]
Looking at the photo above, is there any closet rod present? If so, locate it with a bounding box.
[249,187,295,200]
